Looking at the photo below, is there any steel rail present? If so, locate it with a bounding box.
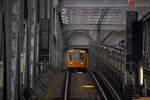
[64,72,70,100]
[90,72,108,100]
[99,71,121,100]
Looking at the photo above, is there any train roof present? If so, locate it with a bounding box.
[68,49,86,53]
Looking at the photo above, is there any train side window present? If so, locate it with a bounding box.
[80,53,84,60]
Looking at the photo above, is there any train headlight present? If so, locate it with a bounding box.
[81,62,83,64]
[70,62,72,64]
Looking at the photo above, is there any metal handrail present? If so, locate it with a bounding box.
[140,12,150,22]
[89,41,125,99]
[143,67,150,78]
[90,41,125,52]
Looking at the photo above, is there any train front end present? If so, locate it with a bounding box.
[67,50,87,70]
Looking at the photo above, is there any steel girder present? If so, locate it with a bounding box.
[3,0,23,100]
[61,6,150,25]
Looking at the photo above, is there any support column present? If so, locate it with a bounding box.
[0,0,3,99]
[14,0,24,99]
[49,0,54,66]
[27,0,37,89]
[3,0,21,99]
[57,12,64,70]
[126,11,144,100]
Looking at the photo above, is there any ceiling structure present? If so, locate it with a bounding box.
[61,0,150,48]
[62,6,150,24]
[62,0,150,6]
[61,0,150,25]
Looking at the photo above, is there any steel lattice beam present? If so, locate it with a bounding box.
[61,6,150,24]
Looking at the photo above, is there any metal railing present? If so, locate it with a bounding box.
[89,42,125,98]
[143,67,150,96]
[142,13,150,68]
[141,12,150,96]
[89,41,150,98]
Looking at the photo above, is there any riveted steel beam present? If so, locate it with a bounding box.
[63,24,126,31]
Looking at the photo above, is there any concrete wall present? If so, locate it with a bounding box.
[64,30,97,48]
[64,29,126,48]
[63,24,126,48]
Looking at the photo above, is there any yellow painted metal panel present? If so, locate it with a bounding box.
[133,97,150,100]
[67,49,87,68]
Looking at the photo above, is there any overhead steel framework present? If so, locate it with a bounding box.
[61,6,150,24]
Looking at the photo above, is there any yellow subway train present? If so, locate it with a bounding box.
[67,49,88,69]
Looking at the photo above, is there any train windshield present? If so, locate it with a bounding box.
[69,53,84,60]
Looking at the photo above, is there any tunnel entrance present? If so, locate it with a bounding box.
[73,48,89,53]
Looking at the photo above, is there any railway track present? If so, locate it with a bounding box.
[62,71,110,100]
[64,72,70,100]
[90,72,108,100]
[38,71,120,100]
